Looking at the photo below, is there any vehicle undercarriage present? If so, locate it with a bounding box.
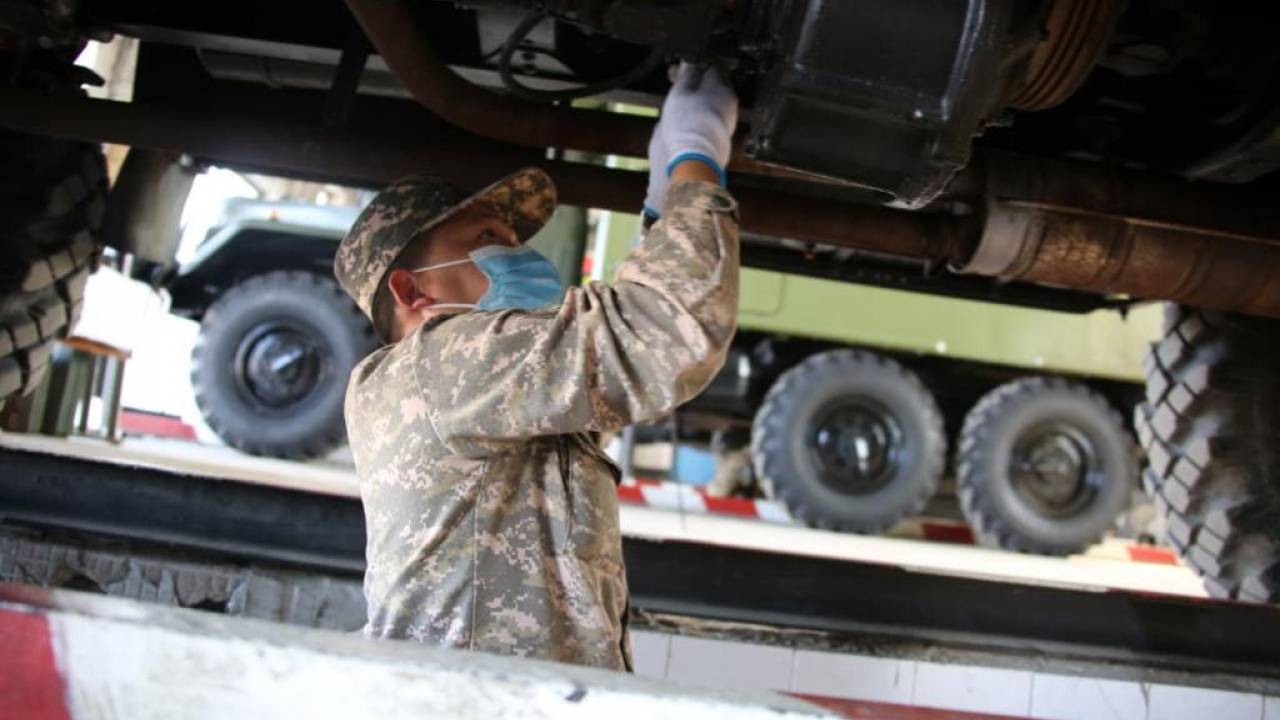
[2,0,1279,602]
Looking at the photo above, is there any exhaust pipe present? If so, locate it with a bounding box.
[957,154,1280,317]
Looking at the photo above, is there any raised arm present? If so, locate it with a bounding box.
[422,65,740,456]
[423,178,738,456]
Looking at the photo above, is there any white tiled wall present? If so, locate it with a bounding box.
[1146,684,1263,719]
[913,662,1033,716]
[791,651,914,705]
[1030,675,1149,720]
[630,629,671,681]
[630,630,1277,720]
[664,636,794,692]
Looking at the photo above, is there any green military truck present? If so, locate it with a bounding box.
[170,196,1158,557]
[594,210,1161,556]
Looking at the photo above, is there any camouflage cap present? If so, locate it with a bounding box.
[334,167,557,332]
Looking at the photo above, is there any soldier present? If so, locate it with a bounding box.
[334,64,739,671]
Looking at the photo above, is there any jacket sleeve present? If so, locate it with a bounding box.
[416,180,740,457]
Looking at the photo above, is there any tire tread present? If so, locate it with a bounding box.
[1,137,107,407]
[191,270,376,460]
[750,349,946,534]
[956,376,1136,555]
[1137,305,1280,603]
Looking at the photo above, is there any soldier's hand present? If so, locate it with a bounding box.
[644,63,739,218]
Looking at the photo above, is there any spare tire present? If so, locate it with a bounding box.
[1136,305,1280,603]
[957,377,1136,555]
[191,270,377,459]
[751,349,946,533]
[0,132,107,403]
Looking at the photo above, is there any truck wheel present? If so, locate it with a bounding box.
[751,350,946,532]
[191,271,377,459]
[0,133,107,404]
[1136,305,1280,603]
[957,377,1135,555]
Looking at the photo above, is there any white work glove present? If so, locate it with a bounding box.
[642,120,669,222]
[643,62,739,220]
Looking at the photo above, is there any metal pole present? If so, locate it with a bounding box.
[0,88,957,260]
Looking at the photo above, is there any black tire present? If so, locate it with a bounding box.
[191,271,377,459]
[750,350,946,532]
[0,133,107,403]
[956,377,1136,555]
[1135,305,1280,603]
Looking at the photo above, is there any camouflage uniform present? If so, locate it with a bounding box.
[336,168,739,671]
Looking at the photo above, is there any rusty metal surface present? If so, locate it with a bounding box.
[961,154,1280,317]
[1007,0,1123,111]
[738,194,970,262]
[978,151,1280,245]
[971,202,1280,316]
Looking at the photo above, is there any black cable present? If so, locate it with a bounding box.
[482,42,561,64]
[498,11,665,103]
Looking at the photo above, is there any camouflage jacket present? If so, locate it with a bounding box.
[344,181,740,671]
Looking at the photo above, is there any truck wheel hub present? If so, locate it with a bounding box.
[1010,425,1098,516]
[810,399,902,495]
[237,324,322,408]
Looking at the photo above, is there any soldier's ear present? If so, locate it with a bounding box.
[387,269,423,310]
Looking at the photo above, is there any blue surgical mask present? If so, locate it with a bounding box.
[412,245,563,312]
